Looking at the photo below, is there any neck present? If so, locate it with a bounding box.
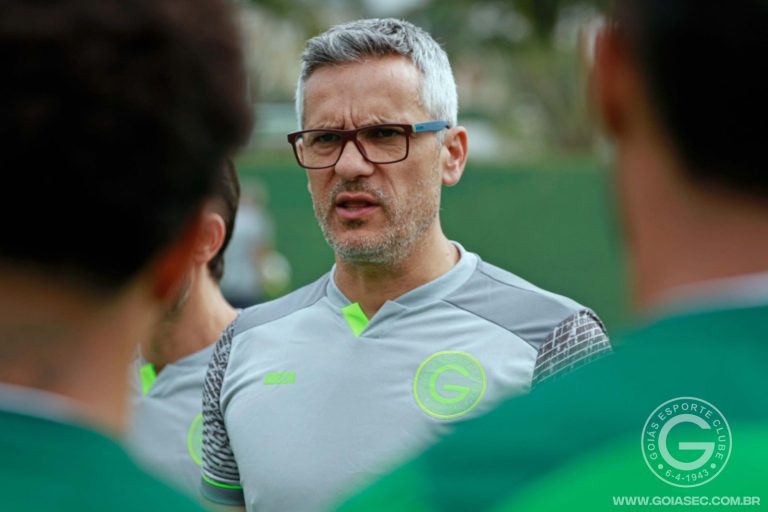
[334,225,459,318]
[622,147,768,311]
[636,198,768,311]
[0,269,157,434]
[142,271,237,371]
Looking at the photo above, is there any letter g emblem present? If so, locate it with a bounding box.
[413,351,486,419]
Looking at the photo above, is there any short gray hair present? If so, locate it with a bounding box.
[295,18,458,129]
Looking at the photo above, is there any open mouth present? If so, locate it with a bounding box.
[334,192,380,220]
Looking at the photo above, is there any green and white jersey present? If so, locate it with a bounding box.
[127,318,239,495]
[201,243,610,511]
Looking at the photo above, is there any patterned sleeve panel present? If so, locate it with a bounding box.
[531,309,611,386]
[200,317,245,506]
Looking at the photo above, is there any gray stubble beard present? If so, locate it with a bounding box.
[313,170,441,267]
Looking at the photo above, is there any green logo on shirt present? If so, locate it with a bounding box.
[642,397,732,487]
[264,371,296,385]
[413,351,486,419]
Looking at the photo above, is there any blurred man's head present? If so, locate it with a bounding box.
[151,159,241,354]
[291,19,467,266]
[0,0,252,293]
[612,0,765,196]
[0,0,252,425]
[163,159,241,316]
[593,0,768,307]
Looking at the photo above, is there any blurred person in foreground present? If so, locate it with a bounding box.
[338,1,768,511]
[0,0,251,510]
[201,18,610,512]
[127,160,241,496]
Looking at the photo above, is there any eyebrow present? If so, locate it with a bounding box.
[305,112,410,130]
[305,118,406,131]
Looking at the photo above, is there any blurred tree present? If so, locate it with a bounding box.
[245,0,608,159]
[516,0,561,42]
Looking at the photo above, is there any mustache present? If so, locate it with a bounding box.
[329,180,388,209]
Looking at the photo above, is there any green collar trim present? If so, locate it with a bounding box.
[139,363,157,396]
[341,302,369,337]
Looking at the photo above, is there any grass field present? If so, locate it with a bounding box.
[237,156,630,334]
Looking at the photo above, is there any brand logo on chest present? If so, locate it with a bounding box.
[413,351,486,419]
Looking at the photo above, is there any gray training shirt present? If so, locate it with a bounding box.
[201,243,610,511]
[127,319,239,495]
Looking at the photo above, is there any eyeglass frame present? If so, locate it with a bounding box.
[286,120,450,169]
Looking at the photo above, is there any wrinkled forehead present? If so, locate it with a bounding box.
[302,56,426,129]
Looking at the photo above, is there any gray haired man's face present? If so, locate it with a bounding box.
[303,56,444,266]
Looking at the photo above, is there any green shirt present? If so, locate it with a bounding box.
[338,303,768,511]
[0,406,207,511]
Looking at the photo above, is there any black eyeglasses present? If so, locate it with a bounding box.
[286,120,449,169]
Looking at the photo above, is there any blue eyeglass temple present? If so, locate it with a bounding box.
[412,120,450,133]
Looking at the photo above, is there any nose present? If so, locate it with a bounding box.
[334,139,375,180]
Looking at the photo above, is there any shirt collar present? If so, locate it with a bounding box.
[647,271,768,320]
[0,381,90,427]
[326,241,479,310]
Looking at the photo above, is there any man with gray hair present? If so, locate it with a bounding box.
[201,18,610,512]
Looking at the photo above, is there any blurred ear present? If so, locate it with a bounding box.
[592,25,634,138]
[441,126,468,187]
[149,211,204,301]
[193,207,227,266]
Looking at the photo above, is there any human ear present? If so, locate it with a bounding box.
[148,210,204,301]
[193,210,226,266]
[441,126,468,187]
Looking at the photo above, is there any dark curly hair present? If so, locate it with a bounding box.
[0,0,253,290]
